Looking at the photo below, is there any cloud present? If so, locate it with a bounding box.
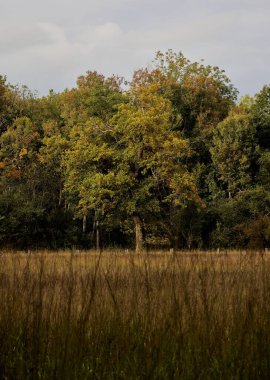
[0,24,53,54]
[0,0,269,96]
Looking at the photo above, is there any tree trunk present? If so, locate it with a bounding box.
[59,188,62,206]
[133,215,143,253]
[83,215,87,234]
[96,220,100,251]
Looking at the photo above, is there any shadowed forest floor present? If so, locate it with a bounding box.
[0,250,270,379]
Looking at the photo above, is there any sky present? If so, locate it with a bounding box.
[0,0,269,97]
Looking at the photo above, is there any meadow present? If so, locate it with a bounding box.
[0,249,270,379]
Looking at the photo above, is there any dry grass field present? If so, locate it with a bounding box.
[0,249,270,379]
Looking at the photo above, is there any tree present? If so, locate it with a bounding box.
[211,187,270,248]
[258,151,270,190]
[112,83,201,250]
[131,51,238,215]
[133,50,237,139]
[64,82,201,251]
[210,113,256,198]
[251,85,270,149]
[6,53,270,250]
[60,71,125,127]
[63,117,129,250]
[0,77,38,135]
[0,117,45,246]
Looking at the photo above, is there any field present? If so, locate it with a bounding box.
[0,250,270,379]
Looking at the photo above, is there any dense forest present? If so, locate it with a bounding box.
[0,50,270,250]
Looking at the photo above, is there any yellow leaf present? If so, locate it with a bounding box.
[19,147,28,159]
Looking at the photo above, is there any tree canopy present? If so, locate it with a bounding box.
[0,50,269,250]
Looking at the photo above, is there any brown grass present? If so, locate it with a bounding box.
[0,249,270,379]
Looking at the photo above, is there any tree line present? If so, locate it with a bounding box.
[0,50,270,250]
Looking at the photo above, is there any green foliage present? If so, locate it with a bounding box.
[211,187,270,248]
[132,51,237,142]
[258,151,270,189]
[60,71,125,127]
[64,118,127,220]
[112,83,200,212]
[210,114,256,198]
[0,78,38,134]
[63,82,201,249]
[251,85,270,149]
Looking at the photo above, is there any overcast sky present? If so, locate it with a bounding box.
[0,0,269,97]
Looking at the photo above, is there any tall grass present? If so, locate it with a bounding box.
[0,250,270,379]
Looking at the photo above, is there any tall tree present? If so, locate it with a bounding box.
[64,83,201,251]
[251,85,270,149]
[60,71,125,127]
[112,83,201,250]
[210,113,256,199]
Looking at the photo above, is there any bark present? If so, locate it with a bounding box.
[58,188,62,206]
[83,215,87,234]
[133,215,143,253]
[96,220,100,252]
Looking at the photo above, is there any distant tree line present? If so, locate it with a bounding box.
[1,50,270,250]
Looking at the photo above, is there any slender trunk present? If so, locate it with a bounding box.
[133,215,143,253]
[169,233,178,250]
[59,188,62,206]
[96,220,100,252]
[83,215,87,234]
